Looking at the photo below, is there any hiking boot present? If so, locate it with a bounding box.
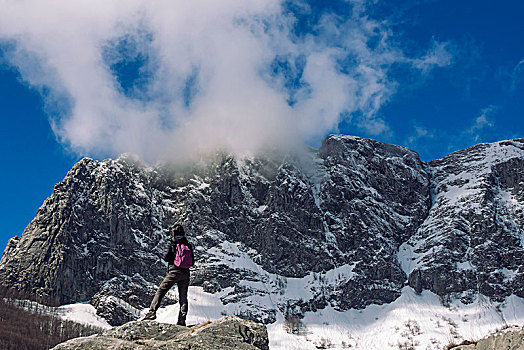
[176,320,186,326]
[142,311,157,320]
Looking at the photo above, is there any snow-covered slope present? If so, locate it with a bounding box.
[401,140,524,304]
[1,135,524,349]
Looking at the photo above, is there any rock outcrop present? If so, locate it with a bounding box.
[51,316,269,350]
[452,325,524,349]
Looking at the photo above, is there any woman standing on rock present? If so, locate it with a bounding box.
[143,224,195,326]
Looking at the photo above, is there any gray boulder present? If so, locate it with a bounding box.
[51,315,269,350]
[452,326,524,349]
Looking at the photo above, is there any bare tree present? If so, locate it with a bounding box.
[0,288,103,350]
[284,315,304,335]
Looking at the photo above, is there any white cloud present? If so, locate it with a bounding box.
[0,0,451,163]
[406,125,434,146]
[465,106,495,142]
[510,58,524,92]
[412,41,453,74]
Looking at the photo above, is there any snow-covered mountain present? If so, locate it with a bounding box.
[1,135,524,349]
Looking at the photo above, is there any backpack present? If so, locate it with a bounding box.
[174,243,193,268]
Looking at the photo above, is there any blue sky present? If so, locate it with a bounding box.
[0,0,523,252]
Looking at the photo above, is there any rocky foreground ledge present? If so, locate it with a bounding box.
[452,326,524,349]
[51,315,269,350]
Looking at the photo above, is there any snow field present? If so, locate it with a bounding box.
[59,283,524,349]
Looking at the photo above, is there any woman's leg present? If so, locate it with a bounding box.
[177,276,190,325]
[149,270,178,312]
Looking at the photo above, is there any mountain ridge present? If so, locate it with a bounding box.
[1,135,523,347]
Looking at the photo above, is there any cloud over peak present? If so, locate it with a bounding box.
[0,0,451,163]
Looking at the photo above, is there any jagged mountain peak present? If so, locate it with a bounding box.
[1,136,523,345]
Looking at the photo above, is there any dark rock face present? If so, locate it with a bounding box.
[1,136,523,326]
[318,136,430,310]
[50,316,269,350]
[0,156,170,308]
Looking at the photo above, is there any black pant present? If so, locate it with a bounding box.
[149,269,190,323]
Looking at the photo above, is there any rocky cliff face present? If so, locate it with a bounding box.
[1,136,523,327]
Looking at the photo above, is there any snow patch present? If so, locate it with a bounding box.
[58,303,112,329]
